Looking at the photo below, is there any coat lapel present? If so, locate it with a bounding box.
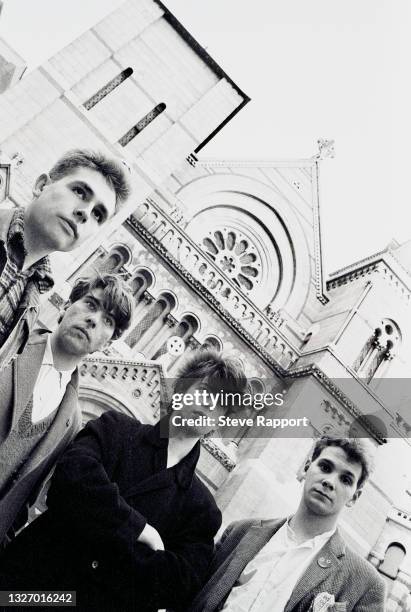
[205,519,286,612]
[285,531,345,612]
[18,370,80,478]
[123,470,176,498]
[10,334,47,434]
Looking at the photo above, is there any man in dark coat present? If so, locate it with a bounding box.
[0,349,248,612]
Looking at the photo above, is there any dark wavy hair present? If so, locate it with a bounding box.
[68,273,134,341]
[49,149,131,211]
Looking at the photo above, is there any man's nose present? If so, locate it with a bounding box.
[85,313,98,328]
[74,206,90,224]
[322,476,335,491]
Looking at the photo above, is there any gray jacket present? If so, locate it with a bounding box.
[0,330,81,544]
[188,518,386,612]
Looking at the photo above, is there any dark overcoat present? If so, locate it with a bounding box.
[0,411,222,612]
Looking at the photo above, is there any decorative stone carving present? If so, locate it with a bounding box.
[202,229,260,293]
[316,139,335,160]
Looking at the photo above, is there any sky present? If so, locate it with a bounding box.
[0,0,410,274]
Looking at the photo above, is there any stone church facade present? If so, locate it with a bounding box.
[1,0,411,608]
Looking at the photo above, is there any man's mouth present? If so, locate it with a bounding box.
[59,217,78,239]
[313,489,332,502]
[73,326,89,341]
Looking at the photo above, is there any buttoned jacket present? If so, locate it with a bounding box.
[188,518,386,612]
[0,330,81,544]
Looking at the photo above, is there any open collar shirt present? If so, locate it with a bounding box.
[222,518,336,612]
[31,334,75,423]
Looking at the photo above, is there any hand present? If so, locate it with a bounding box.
[138,523,164,551]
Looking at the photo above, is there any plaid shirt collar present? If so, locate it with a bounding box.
[7,207,54,293]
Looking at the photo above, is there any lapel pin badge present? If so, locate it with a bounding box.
[317,556,332,568]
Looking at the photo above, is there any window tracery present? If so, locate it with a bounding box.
[354,319,401,383]
[202,229,260,293]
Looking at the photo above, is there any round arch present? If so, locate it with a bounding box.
[79,386,143,424]
[176,174,311,317]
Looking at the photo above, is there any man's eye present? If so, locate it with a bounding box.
[73,186,86,199]
[341,476,352,486]
[85,300,95,310]
[320,463,330,472]
[92,208,104,224]
[105,317,114,327]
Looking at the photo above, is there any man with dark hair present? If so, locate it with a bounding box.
[188,436,386,612]
[0,272,134,545]
[0,148,131,370]
[0,350,248,611]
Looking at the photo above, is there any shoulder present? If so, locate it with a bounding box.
[82,411,144,444]
[90,410,143,432]
[344,544,383,580]
[220,518,265,543]
[340,540,385,596]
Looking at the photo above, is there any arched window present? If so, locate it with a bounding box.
[119,103,167,147]
[249,378,266,411]
[379,542,406,579]
[125,292,176,350]
[83,67,133,110]
[152,314,199,364]
[130,268,154,304]
[201,336,223,352]
[68,244,131,283]
[354,319,401,383]
[99,245,131,274]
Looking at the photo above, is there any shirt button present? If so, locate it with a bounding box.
[65,419,71,427]
[91,560,99,569]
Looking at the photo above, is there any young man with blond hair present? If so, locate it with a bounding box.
[0,149,131,369]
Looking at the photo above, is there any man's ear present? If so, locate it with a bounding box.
[346,488,362,508]
[33,173,51,198]
[302,459,311,478]
[57,301,71,324]
[91,338,113,355]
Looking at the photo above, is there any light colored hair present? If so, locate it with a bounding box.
[49,149,131,211]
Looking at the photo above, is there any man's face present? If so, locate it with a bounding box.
[55,288,116,358]
[26,167,117,252]
[302,446,363,517]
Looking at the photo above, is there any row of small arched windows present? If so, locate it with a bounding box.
[76,245,224,371]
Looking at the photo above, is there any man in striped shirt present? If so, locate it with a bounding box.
[0,149,131,370]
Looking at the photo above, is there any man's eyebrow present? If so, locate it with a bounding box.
[71,181,109,217]
[86,294,116,320]
[341,468,355,480]
[71,180,94,199]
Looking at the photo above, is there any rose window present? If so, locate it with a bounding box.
[201,229,260,292]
